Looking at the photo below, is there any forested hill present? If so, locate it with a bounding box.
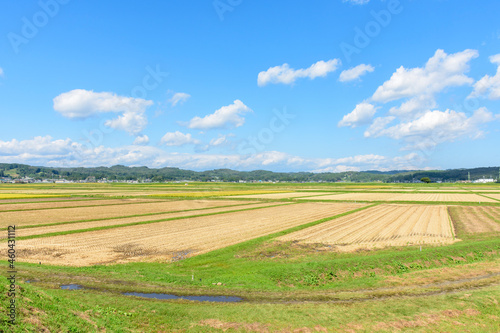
[0,163,498,183]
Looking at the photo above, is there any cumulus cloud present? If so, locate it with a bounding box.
[365,108,497,150]
[187,100,252,130]
[388,95,437,119]
[313,153,422,173]
[53,89,152,118]
[339,64,374,82]
[372,49,478,102]
[257,59,341,86]
[339,49,500,154]
[160,131,201,146]
[210,135,228,146]
[332,154,386,165]
[53,89,153,135]
[196,134,233,153]
[104,111,148,135]
[364,116,396,138]
[169,92,191,106]
[0,136,431,172]
[313,165,361,173]
[469,54,500,100]
[0,136,77,156]
[338,102,378,128]
[133,135,149,145]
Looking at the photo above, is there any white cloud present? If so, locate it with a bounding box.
[257,59,341,86]
[104,111,148,136]
[372,49,478,103]
[339,49,500,154]
[332,154,386,165]
[0,136,77,156]
[314,154,385,170]
[160,131,201,146]
[196,134,233,153]
[469,54,500,100]
[339,64,374,82]
[312,153,422,173]
[338,102,378,128]
[0,67,4,77]
[365,108,497,149]
[169,92,191,106]
[388,95,437,119]
[364,116,396,138]
[210,135,228,146]
[53,89,152,118]
[0,136,433,172]
[133,135,149,145]
[53,89,153,135]
[313,165,361,173]
[187,100,252,130]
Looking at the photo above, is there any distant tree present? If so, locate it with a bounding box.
[420,177,431,183]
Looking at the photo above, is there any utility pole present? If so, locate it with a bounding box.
[468,172,471,182]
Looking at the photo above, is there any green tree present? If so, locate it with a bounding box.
[420,177,431,183]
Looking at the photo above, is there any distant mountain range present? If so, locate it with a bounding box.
[0,163,499,183]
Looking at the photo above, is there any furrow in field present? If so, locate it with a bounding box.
[367,206,417,243]
[395,206,424,239]
[285,205,391,244]
[385,207,420,241]
[342,205,406,244]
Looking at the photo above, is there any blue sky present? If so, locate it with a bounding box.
[0,0,499,172]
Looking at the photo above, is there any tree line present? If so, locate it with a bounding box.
[0,163,498,183]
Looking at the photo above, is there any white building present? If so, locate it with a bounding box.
[473,178,496,183]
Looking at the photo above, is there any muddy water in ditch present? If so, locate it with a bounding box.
[59,284,242,302]
[60,284,84,290]
[123,292,242,302]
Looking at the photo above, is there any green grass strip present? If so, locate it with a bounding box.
[291,192,344,199]
[13,202,296,241]
[475,193,500,202]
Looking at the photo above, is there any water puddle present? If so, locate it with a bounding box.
[123,292,242,302]
[60,284,84,290]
